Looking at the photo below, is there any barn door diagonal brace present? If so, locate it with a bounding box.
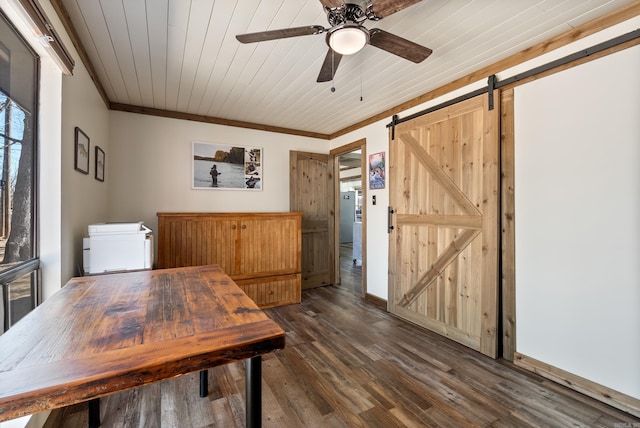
[399,228,481,307]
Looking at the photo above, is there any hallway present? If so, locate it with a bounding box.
[339,242,362,296]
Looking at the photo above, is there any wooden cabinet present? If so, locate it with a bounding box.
[157,212,302,308]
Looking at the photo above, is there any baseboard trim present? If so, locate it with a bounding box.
[514,352,640,418]
[364,293,387,311]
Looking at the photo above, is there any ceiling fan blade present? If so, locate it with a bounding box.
[371,0,422,17]
[236,25,325,43]
[318,0,344,8]
[369,28,432,63]
[317,49,343,82]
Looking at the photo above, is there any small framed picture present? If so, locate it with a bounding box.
[369,152,385,189]
[95,146,105,182]
[74,127,90,174]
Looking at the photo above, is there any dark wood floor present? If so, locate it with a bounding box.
[48,245,640,427]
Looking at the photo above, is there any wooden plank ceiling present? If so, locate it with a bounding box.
[58,0,635,136]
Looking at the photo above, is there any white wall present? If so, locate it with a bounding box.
[107,111,328,236]
[514,44,640,398]
[38,58,62,301]
[60,57,110,282]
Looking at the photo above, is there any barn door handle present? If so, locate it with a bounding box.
[388,207,395,233]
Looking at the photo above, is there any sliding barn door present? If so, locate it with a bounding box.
[290,151,335,289]
[388,93,499,357]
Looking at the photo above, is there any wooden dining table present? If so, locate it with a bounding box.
[0,265,286,427]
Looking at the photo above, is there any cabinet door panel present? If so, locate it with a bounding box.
[158,217,237,274]
[237,217,301,279]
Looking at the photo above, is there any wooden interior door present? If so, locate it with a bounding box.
[290,151,335,289]
[388,93,499,357]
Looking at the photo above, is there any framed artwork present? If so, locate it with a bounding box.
[192,141,262,190]
[369,151,385,189]
[74,127,90,174]
[95,146,105,182]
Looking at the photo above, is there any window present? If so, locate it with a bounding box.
[0,10,39,332]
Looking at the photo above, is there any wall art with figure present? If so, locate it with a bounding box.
[192,141,262,190]
[369,152,385,189]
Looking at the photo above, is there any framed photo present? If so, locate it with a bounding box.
[74,127,90,174]
[95,146,105,182]
[369,152,385,189]
[192,141,262,190]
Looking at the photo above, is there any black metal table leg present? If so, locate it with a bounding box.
[245,356,262,428]
[200,369,208,397]
[88,398,100,428]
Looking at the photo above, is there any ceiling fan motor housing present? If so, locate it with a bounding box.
[326,1,376,26]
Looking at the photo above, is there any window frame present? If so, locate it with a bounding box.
[0,8,41,331]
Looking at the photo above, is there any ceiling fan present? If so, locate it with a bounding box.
[235,0,433,83]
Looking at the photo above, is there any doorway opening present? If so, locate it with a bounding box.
[330,139,366,298]
[339,152,362,296]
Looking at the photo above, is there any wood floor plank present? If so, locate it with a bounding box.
[261,351,325,426]
[44,245,640,427]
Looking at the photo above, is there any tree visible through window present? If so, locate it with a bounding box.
[0,10,39,332]
[1,94,32,261]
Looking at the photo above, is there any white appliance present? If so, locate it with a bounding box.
[83,222,153,274]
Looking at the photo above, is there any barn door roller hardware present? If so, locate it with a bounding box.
[390,115,399,140]
[487,74,496,110]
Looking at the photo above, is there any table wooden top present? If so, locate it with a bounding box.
[0,265,286,422]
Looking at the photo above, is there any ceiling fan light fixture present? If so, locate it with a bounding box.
[329,24,368,55]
